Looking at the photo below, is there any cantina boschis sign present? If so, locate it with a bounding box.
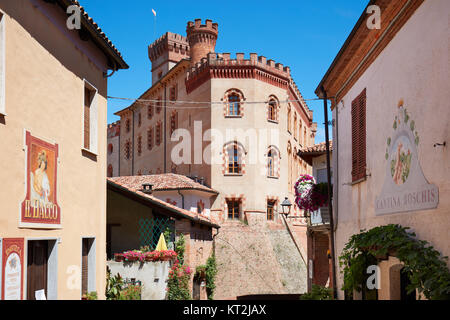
[375,105,438,215]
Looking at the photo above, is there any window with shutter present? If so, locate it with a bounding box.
[83,81,98,153]
[351,88,367,182]
[81,238,89,295]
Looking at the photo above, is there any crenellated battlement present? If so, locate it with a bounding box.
[186,19,219,37]
[186,52,291,83]
[148,32,190,63]
[107,120,120,138]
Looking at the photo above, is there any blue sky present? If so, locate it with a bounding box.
[81,0,369,143]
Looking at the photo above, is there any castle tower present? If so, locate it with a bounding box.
[186,19,218,67]
[148,32,190,84]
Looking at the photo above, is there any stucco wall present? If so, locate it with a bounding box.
[0,0,109,299]
[333,0,450,299]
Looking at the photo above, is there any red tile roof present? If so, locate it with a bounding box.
[109,173,218,194]
[107,176,220,228]
[300,141,333,154]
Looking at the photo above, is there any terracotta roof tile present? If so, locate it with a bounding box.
[107,177,219,228]
[300,141,333,154]
[109,173,218,194]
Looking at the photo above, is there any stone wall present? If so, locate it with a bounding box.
[107,260,170,300]
[213,217,307,299]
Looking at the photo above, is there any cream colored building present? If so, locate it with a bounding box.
[317,0,449,300]
[111,19,316,298]
[0,0,127,300]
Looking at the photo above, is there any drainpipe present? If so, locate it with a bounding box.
[333,96,339,232]
[163,84,167,173]
[132,108,135,175]
[322,86,337,298]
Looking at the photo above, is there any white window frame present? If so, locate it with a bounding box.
[0,12,6,116]
[82,80,98,154]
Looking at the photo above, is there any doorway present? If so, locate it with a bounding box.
[27,240,48,300]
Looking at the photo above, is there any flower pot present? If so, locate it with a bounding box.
[125,256,139,262]
[114,254,124,262]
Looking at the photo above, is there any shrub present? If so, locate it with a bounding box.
[300,285,333,300]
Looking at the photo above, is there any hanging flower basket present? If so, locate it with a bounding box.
[294,174,330,214]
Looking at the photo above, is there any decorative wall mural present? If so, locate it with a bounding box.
[20,131,61,227]
[1,238,24,300]
[375,103,438,215]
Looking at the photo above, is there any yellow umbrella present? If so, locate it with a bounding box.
[155,233,167,251]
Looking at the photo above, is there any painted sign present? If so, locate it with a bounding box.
[1,238,24,300]
[21,131,61,227]
[375,104,438,215]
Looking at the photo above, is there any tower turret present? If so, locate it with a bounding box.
[186,19,218,67]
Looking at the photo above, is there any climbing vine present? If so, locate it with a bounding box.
[339,224,450,300]
[205,254,218,300]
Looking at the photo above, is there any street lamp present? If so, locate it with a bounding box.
[280,197,292,217]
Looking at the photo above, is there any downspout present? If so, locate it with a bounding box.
[163,84,167,173]
[322,86,337,298]
[132,107,135,175]
[333,96,339,232]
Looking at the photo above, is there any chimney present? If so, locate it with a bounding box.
[141,183,153,194]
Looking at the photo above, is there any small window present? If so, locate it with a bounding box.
[108,143,113,154]
[147,103,154,120]
[156,96,162,114]
[227,144,241,174]
[147,127,154,150]
[169,85,177,101]
[170,111,178,136]
[294,113,297,141]
[267,200,276,220]
[138,112,142,127]
[137,135,142,156]
[227,94,240,116]
[287,107,292,133]
[156,121,162,146]
[227,199,241,220]
[83,81,98,153]
[124,140,131,160]
[125,118,131,133]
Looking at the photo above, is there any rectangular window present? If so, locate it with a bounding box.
[227,199,241,220]
[267,200,276,220]
[156,122,161,146]
[0,13,5,115]
[351,88,367,182]
[227,145,241,174]
[83,81,98,153]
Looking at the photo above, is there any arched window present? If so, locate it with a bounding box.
[156,96,162,114]
[108,143,113,154]
[294,113,297,140]
[267,147,279,178]
[267,96,279,122]
[147,127,154,150]
[125,118,131,133]
[147,103,154,119]
[224,89,244,117]
[137,135,142,156]
[227,144,241,174]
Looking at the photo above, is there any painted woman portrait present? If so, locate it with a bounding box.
[30,150,51,204]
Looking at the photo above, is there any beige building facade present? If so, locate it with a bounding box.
[0,0,127,300]
[110,19,317,298]
[317,0,449,299]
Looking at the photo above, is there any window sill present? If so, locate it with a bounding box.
[224,173,243,176]
[267,175,279,179]
[225,115,242,119]
[267,119,278,124]
[81,147,98,157]
[351,176,367,185]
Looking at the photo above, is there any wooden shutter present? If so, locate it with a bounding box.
[351,88,366,182]
[27,241,48,300]
[84,87,91,149]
